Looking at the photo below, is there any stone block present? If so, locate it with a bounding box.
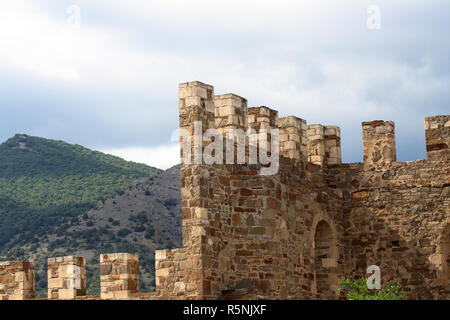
[100,253,139,300]
[47,256,85,300]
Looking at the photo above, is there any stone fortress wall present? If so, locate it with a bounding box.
[1,81,448,300]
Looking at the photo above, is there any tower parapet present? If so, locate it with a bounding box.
[362,120,396,170]
[179,81,215,164]
[425,115,450,161]
[307,124,342,166]
[248,106,279,155]
[214,94,248,135]
[179,81,215,133]
[324,125,342,165]
[307,124,325,166]
[248,106,278,130]
[279,116,307,161]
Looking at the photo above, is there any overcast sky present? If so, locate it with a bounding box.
[0,1,449,169]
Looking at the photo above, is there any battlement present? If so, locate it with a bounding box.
[48,256,86,299]
[248,106,279,130]
[279,116,307,161]
[214,93,248,134]
[178,81,215,133]
[179,81,345,167]
[425,115,450,161]
[100,253,139,300]
[179,81,449,168]
[306,124,341,166]
[0,254,143,300]
[0,261,34,300]
[362,120,396,170]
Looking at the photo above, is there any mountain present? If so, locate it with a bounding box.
[0,134,182,297]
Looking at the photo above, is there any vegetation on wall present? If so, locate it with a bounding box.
[338,278,406,300]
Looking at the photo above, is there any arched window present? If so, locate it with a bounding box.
[315,221,333,259]
[313,220,337,295]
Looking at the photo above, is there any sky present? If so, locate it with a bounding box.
[0,0,448,169]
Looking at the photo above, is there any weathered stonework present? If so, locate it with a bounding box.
[279,116,307,161]
[0,261,34,300]
[48,256,86,300]
[425,115,450,161]
[154,248,200,299]
[154,81,448,300]
[0,81,448,300]
[362,120,396,170]
[100,253,140,300]
[307,124,342,166]
[214,94,248,134]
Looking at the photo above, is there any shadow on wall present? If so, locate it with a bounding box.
[344,187,449,300]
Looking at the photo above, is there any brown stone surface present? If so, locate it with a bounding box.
[0,261,35,300]
[156,81,449,300]
[100,253,140,300]
[47,256,86,300]
[425,115,450,161]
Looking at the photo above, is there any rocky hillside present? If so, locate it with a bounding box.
[0,134,182,297]
[62,165,182,296]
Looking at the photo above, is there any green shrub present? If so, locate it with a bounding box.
[117,228,131,238]
[134,225,146,233]
[136,211,148,224]
[144,226,155,239]
[338,278,406,300]
[163,198,177,208]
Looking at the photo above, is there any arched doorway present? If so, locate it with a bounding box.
[312,220,338,296]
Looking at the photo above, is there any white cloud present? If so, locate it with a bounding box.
[0,0,448,162]
[102,144,180,170]
[91,0,352,30]
[0,1,188,88]
[0,1,80,81]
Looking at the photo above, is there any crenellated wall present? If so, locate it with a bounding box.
[0,81,448,300]
[0,254,141,300]
[166,81,448,300]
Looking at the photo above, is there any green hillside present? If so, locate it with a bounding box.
[0,134,183,298]
[0,134,160,250]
